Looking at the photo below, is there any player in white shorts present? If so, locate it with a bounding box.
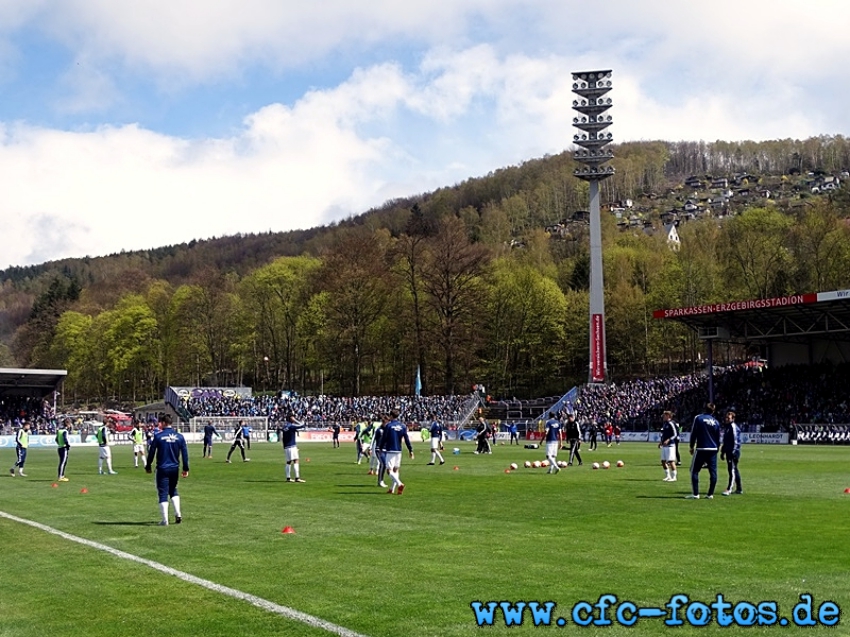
[96,423,117,474]
[658,410,678,482]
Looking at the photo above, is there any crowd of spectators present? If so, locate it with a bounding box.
[6,360,850,439]
[182,391,475,427]
[0,397,52,435]
[572,372,708,431]
[571,362,850,433]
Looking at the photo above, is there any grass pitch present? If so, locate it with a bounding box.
[0,440,847,636]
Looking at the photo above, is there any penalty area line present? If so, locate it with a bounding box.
[0,510,370,637]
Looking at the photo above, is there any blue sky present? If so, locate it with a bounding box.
[1,0,849,269]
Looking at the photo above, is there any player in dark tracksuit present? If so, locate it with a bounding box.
[374,416,389,488]
[145,414,189,526]
[720,410,743,496]
[202,422,219,458]
[688,403,721,499]
[565,414,583,466]
[225,421,249,463]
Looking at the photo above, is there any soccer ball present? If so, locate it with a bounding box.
[532,461,542,469]
[558,461,568,468]
[524,461,532,468]
[510,463,518,470]
[616,460,624,467]
[592,462,600,470]
[541,460,549,468]
[452,448,460,454]
[602,461,611,469]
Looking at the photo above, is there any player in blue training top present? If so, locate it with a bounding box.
[242,422,252,451]
[145,414,189,526]
[720,410,743,496]
[278,414,308,483]
[10,421,30,477]
[382,410,414,495]
[202,421,219,459]
[427,415,445,466]
[543,413,564,474]
[687,403,721,499]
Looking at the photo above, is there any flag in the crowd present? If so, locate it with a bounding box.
[415,366,422,397]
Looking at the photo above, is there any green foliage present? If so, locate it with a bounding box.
[482,258,567,395]
[4,136,850,397]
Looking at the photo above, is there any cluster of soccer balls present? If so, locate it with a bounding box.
[506,460,625,471]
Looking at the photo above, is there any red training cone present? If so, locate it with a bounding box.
[80,487,88,494]
[844,488,850,494]
[51,483,58,488]
[504,469,511,474]
[453,466,459,471]
[281,526,296,534]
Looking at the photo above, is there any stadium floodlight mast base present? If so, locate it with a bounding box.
[572,69,614,384]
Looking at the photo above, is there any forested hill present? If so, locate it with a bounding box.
[2,135,849,400]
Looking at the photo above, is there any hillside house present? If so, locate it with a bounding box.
[663,223,681,250]
[660,210,679,225]
[821,176,840,191]
[711,178,729,189]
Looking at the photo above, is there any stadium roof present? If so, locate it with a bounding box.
[0,368,67,398]
[653,290,850,343]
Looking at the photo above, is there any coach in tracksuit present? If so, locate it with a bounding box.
[687,403,721,499]
[721,410,743,496]
[145,414,189,526]
[565,414,583,467]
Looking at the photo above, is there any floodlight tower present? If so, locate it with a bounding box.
[572,70,614,383]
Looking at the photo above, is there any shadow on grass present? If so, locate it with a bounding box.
[635,495,692,500]
[93,520,163,526]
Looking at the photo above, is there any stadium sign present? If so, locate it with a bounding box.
[653,294,816,319]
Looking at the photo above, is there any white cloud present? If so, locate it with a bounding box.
[2,1,849,268]
[0,91,394,269]
[29,0,513,82]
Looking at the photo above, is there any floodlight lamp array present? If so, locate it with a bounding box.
[571,69,614,182]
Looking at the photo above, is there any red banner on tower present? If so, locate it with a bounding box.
[590,313,605,382]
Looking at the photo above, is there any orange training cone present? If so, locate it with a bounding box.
[844,488,850,494]
[80,487,88,494]
[453,466,459,471]
[51,482,58,488]
[281,526,296,534]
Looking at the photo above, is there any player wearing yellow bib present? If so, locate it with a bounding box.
[97,424,118,475]
[10,422,30,477]
[55,419,71,481]
[131,422,147,468]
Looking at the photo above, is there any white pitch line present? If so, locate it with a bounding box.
[0,510,370,637]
